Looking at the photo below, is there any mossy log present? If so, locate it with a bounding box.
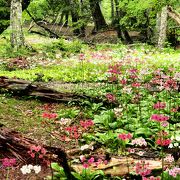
[0,76,117,106]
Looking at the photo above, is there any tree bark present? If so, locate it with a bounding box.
[0,0,30,34]
[10,0,25,50]
[167,6,180,25]
[89,0,107,32]
[157,6,168,48]
[113,0,132,43]
[111,0,115,23]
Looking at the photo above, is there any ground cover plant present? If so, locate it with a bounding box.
[0,33,180,180]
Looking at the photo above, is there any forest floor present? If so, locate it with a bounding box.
[0,31,180,179]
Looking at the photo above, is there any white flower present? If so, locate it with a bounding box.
[27,164,33,170]
[33,165,41,174]
[20,165,31,174]
[174,143,179,147]
[80,144,89,151]
[137,151,144,156]
[20,164,41,174]
[168,143,173,148]
[175,136,180,141]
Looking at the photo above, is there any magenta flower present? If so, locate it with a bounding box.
[80,119,94,130]
[118,133,132,141]
[156,138,171,146]
[151,114,169,122]
[42,112,58,119]
[153,102,166,109]
[132,82,141,88]
[82,163,89,169]
[135,161,151,177]
[120,79,127,85]
[2,158,16,168]
[88,157,94,164]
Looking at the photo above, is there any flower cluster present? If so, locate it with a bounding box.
[151,114,169,122]
[167,167,180,178]
[153,102,166,109]
[118,133,132,141]
[80,156,108,169]
[80,119,94,130]
[168,135,180,148]
[142,176,161,180]
[108,64,121,75]
[1,158,16,168]
[132,82,141,88]
[28,145,46,159]
[20,164,41,174]
[164,154,174,163]
[135,160,151,177]
[131,137,147,147]
[65,125,80,139]
[156,131,171,147]
[105,93,116,102]
[42,112,58,119]
[80,144,94,151]
[79,53,85,60]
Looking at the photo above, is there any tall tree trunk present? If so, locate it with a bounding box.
[0,0,30,34]
[10,0,24,50]
[111,0,115,24]
[89,0,107,32]
[113,0,132,43]
[157,6,168,48]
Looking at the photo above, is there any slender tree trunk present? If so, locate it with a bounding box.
[10,0,24,50]
[157,6,168,48]
[89,0,107,32]
[113,0,132,43]
[154,12,161,44]
[111,0,115,23]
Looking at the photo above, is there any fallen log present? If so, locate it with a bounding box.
[0,76,118,106]
[0,127,76,179]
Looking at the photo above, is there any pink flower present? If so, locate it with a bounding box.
[151,114,169,122]
[129,68,138,74]
[80,155,86,162]
[168,167,180,178]
[164,154,174,163]
[106,93,116,102]
[80,120,94,130]
[128,148,135,153]
[161,121,169,127]
[104,160,108,165]
[79,53,85,60]
[42,112,58,119]
[30,153,35,158]
[153,102,166,109]
[131,137,147,147]
[120,79,127,85]
[83,163,89,169]
[2,158,16,167]
[39,154,43,159]
[135,161,151,177]
[41,148,46,155]
[88,157,94,164]
[118,133,132,141]
[132,82,141,88]
[156,138,171,146]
